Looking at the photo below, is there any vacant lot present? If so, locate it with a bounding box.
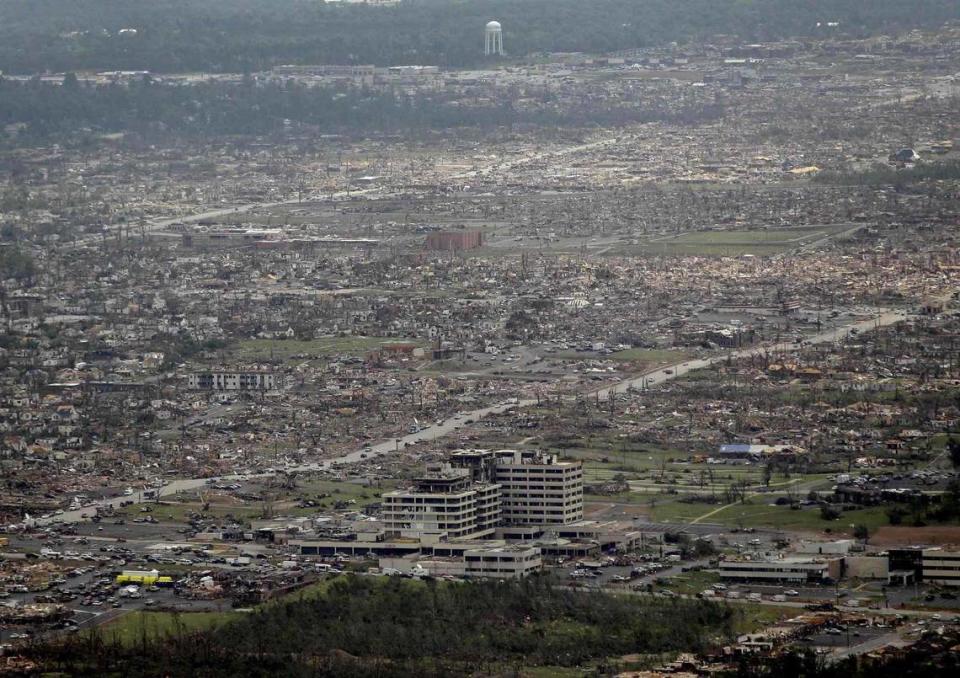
[637,225,851,256]
[870,525,960,547]
[646,497,891,532]
[98,610,233,645]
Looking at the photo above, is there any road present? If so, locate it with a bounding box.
[65,134,621,250]
[32,308,909,528]
[824,630,908,664]
[593,308,907,403]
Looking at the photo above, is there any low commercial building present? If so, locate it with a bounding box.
[553,520,643,552]
[291,539,420,558]
[379,542,542,579]
[719,557,840,583]
[922,548,960,587]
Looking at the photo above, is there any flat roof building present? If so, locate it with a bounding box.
[188,371,283,391]
[450,448,584,527]
[379,543,541,579]
[382,463,501,540]
[493,450,584,526]
[719,557,840,583]
[923,548,960,587]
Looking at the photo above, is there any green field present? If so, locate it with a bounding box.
[115,500,261,524]
[99,610,234,644]
[657,570,721,595]
[120,478,391,525]
[648,497,891,532]
[96,577,345,646]
[295,477,391,510]
[731,604,800,634]
[229,336,421,361]
[637,226,850,256]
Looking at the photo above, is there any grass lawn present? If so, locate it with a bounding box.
[649,498,891,532]
[96,576,349,646]
[295,477,392,510]
[229,336,421,361]
[115,500,262,524]
[637,225,849,256]
[559,440,692,472]
[731,604,799,634]
[658,570,720,595]
[98,610,235,644]
[119,478,393,524]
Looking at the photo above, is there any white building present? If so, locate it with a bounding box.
[447,448,584,527]
[187,371,283,391]
[719,557,839,583]
[923,548,960,587]
[493,450,583,526]
[381,464,501,540]
[464,544,542,578]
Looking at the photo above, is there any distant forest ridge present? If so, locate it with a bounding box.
[0,0,958,73]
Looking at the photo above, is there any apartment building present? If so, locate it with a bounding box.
[922,548,960,587]
[381,464,501,540]
[187,371,283,391]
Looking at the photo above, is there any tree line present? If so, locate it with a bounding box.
[28,575,736,675]
[1,0,958,74]
[0,75,723,145]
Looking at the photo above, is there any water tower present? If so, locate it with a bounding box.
[484,20,503,56]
